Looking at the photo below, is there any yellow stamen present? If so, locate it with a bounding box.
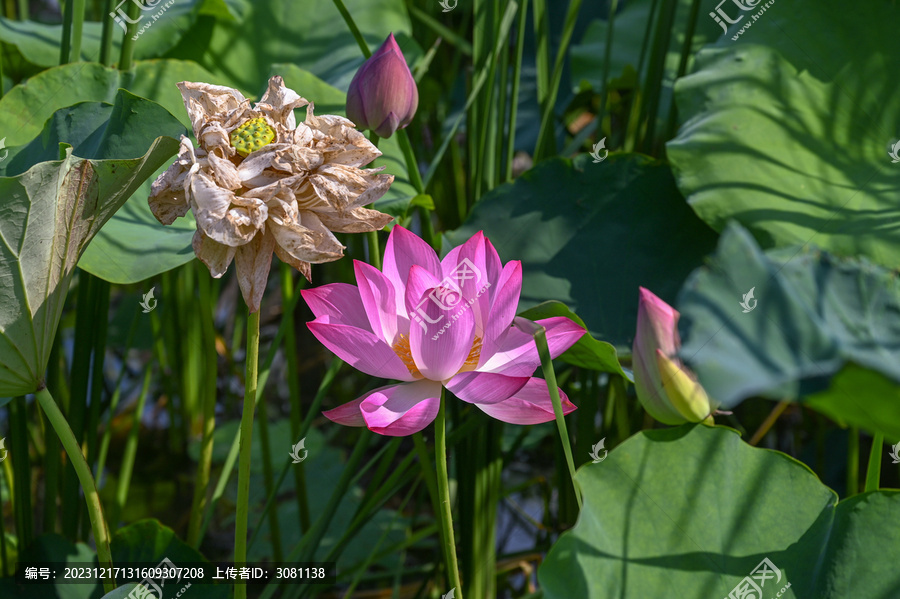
[393,333,421,378]
[460,336,482,372]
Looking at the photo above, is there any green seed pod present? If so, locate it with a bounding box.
[230,117,276,157]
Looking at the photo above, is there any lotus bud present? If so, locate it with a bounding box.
[633,287,713,425]
[346,33,418,138]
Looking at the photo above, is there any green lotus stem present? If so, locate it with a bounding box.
[15,0,26,19]
[35,387,114,592]
[97,305,140,488]
[197,289,305,543]
[0,474,7,575]
[847,426,859,497]
[234,308,260,599]
[188,273,218,548]
[117,0,140,71]
[505,0,527,182]
[533,0,583,161]
[70,0,86,62]
[395,129,436,249]
[112,365,152,526]
[865,433,884,492]
[280,263,311,532]
[40,348,61,532]
[247,358,343,553]
[597,0,620,139]
[9,398,32,549]
[435,388,463,597]
[59,0,74,64]
[534,326,582,510]
[331,0,371,57]
[99,0,115,65]
[256,394,284,562]
[396,129,424,194]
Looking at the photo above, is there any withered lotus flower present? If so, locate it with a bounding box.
[149,76,394,312]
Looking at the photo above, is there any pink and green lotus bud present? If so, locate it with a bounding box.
[632,287,712,425]
[346,33,418,138]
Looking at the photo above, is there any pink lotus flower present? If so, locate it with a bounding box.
[301,227,586,436]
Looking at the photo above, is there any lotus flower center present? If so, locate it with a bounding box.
[230,117,276,157]
[391,334,483,378]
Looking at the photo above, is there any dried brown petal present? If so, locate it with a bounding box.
[235,230,276,313]
[192,229,236,277]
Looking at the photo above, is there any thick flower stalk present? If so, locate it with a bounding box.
[302,226,586,435]
[346,33,418,138]
[633,287,714,424]
[149,76,394,312]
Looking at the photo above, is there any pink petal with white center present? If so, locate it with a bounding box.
[307,322,417,382]
[480,260,522,363]
[301,283,371,331]
[475,378,577,425]
[359,380,443,436]
[478,316,585,377]
[383,226,441,313]
[405,266,476,381]
[323,396,366,427]
[354,260,402,344]
[445,371,529,405]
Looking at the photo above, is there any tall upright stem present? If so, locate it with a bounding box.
[533,325,581,510]
[35,387,114,593]
[234,309,261,599]
[435,388,462,597]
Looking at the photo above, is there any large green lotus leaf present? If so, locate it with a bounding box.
[165,0,411,93]
[667,0,900,269]
[272,63,417,221]
[0,1,200,71]
[446,154,718,349]
[539,424,900,598]
[0,91,180,396]
[677,224,900,440]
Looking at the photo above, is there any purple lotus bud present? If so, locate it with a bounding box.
[346,33,418,138]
